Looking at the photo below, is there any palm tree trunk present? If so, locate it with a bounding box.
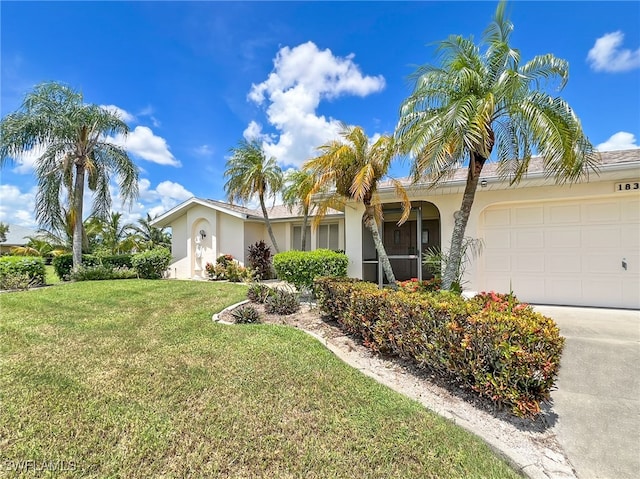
[259,194,280,253]
[72,164,86,272]
[442,152,486,290]
[363,206,396,286]
[301,207,309,251]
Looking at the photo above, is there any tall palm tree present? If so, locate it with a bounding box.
[224,139,283,253]
[130,213,171,251]
[304,124,410,286]
[395,1,599,291]
[0,82,139,271]
[282,169,316,251]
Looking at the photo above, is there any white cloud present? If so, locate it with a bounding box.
[11,145,45,174]
[247,41,385,167]
[100,104,136,122]
[587,31,640,72]
[596,131,640,151]
[110,178,193,225]
[243,120,266,141]
[0,184,37,228]
[108,126,181,167]
[194,144,214,157]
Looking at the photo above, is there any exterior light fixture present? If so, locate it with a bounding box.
[480,179,488,188]
[199,229,206,238]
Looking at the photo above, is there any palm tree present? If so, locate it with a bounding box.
[0,82,139,271]
[224,139,283,253]
[304,124,410,286]
[395,1,599,291]
[282,169,316,251]
[11,237,67,261]
[130,213,171,251]
[98,212,137,254]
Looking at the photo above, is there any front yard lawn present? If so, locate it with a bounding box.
[0,280,520,478]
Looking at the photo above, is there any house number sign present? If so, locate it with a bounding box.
[615,181,639,192]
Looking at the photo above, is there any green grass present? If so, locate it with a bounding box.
[0,280,520,478]
[45,264,60,285]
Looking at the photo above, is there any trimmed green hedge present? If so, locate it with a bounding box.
[131,247,171,279]
[273,249,348,291]
[52,254,100,280]
[0,256,46,289]
[314,278,565,418]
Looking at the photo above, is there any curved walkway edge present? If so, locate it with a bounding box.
[213,301,577,479]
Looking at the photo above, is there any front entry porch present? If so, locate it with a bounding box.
[362,201,441,286]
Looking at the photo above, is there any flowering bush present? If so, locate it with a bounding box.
[206,255,252,282]
[397,277,441,294]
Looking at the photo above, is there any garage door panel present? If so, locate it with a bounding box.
[623,280,640,307]
[484,230,511,248]
[621,224,639,249]
[621,198,639,221]
[585,202,620,223]
[583,279,623,305]
[583,226,621,248]
[545,278,581,304]
[547,229,581,248]
[515,230,543,248]
[511,277,545,301]
[515,206,544,225]
[484,254,511,272]
[515,255,545,273]
[547,255,582,273]
[484,208,511,226]
[584,254,626,274]
[548,204,581,224]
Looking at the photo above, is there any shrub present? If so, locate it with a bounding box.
[131,247,172,279]
[0,271,33,290]
[52,254,100,280]
[264,288,300,315]
[231,305,262,324]
[397,277,441,294]
[313,276,362,322]
[313,278,565,418]
[273,249,348,291]
[247,240,273,280]
[247,283,272,303]
[99,254,133,270]
[70,265,138,282]
[206,255,252,282]
[0,256,46,289]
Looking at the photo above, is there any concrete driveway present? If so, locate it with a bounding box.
[533,306,640,479]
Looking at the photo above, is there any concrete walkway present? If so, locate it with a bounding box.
[534,306,640,479]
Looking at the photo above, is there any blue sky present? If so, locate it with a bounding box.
[1,1,639,229]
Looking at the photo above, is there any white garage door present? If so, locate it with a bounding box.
[479,196,640,309]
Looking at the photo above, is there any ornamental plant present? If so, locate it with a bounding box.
[313,277,565,418]
[131,247,171,279]
[273,249,348,291]
[0,256,46,289]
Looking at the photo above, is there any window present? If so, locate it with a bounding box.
[292,225,311,251]
[317,223,339,250]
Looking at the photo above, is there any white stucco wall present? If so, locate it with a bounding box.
[169,216,189,279]
[217,214,246,266]
[244,222,266,264]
